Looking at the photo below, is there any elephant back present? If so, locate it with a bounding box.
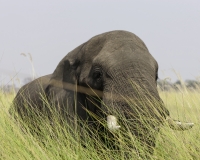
[10,74,52,119]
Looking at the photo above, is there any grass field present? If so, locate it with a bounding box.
[0,88,200,160]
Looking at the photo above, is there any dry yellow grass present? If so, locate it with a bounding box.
[0,88,200,159]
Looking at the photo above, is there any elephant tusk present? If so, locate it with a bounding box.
[107,115,121,131]
[166,116,194,130]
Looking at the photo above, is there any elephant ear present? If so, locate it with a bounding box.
[45,44,84,112]
[46,42,85,93]
[45,59,80,120]
[46,58,80,95]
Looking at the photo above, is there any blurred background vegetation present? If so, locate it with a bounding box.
[2,77,200,93]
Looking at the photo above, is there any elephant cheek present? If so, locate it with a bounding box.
[48,88,73,114]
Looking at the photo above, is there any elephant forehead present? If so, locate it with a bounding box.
[91,46,133,69]
[93,51,155,73]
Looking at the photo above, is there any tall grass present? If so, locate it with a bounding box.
[0,87,200,159]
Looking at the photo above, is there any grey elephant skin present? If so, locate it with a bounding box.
[11,30,193,157]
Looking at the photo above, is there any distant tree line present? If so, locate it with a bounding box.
[1,85,19,93]
[1,77,33,93]
[157,79,200,91]
[1,77,200,93]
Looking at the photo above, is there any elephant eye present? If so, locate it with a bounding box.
[93,70,102,82]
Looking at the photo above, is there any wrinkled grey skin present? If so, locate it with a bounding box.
[11,31,186,156]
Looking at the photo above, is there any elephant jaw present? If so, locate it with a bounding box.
[107,115,121,131]
[166,116,194,130]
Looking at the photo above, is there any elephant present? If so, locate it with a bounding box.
[11,30,194,158]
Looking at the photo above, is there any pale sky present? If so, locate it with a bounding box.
[1,1,200,86]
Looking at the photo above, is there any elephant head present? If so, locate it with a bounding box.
[44,30,193,152]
